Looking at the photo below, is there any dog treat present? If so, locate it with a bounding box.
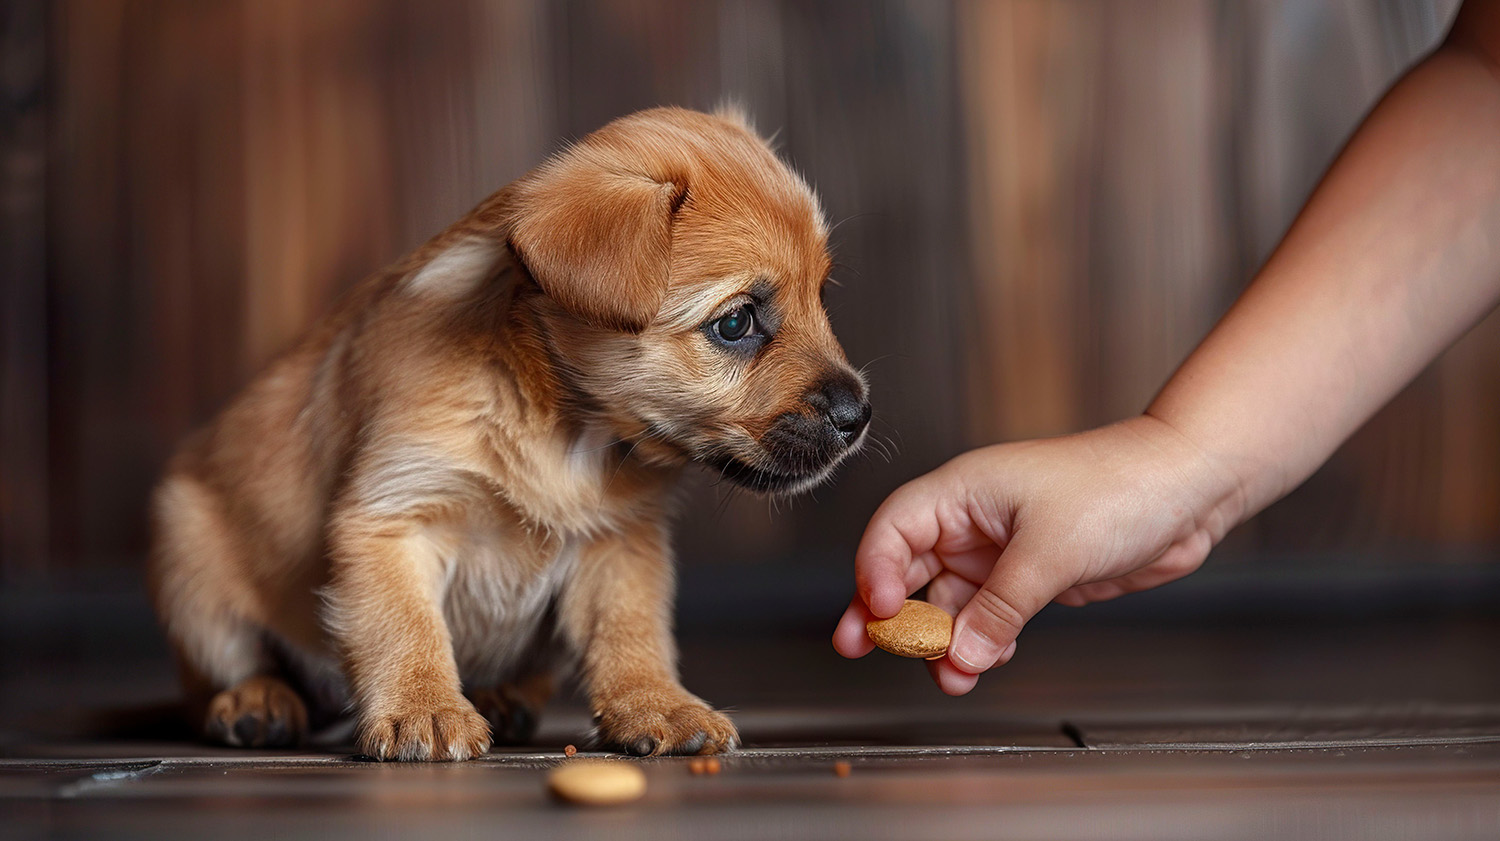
[563,744,577,758]
[704,757,721,775]
[865,599,952,659]
[548,760,646,806]
[833,761,852,778]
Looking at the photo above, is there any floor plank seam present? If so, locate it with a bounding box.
[55,760,165,798]
[8,733,1500,775]
[1082,734,1500,752]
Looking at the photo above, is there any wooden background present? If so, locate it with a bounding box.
[3,0,1494,591]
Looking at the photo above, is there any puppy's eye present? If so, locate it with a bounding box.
[713,305,755,342]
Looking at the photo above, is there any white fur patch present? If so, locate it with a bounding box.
[353,449,486,518]
[566,425,616,488]
[404,237,502,298]
[444,529,581,685]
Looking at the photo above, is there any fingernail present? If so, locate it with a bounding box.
[997,640,1018,664]
[949,626,1000,673]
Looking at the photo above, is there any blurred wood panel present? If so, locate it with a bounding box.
[958,0,1093,440]
[1433,327,1500,539]
[0,0,48,581]
[241,0,399,373]
[5,0,1496,583]
[47,0,135,570]
[1089,2,1227,423]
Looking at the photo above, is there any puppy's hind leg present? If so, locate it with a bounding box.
[201,672,310,749]
[149,474,310,748]
[467,671,554,745]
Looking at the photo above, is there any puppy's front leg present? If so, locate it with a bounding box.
[327,514,491,761]
[562,519,738,756]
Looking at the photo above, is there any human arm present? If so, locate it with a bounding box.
[834,0,1500,694]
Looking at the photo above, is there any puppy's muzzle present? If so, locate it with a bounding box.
[713,372,871,495]
[765,375,871,463]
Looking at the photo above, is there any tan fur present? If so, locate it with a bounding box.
[148,107,867,760]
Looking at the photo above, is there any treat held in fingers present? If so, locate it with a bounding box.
[866,600,953,659]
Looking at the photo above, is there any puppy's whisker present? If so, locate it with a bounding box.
[574,437,624,455]
[829,263,862,283]
[855,353,904,377]
[871,417,905,451]
[600,424,674,494]
[601,437,647,495]
[828,211,876,236]
[878,434,899,461]
[712,482,746,522]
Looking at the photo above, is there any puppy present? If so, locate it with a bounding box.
[147,106,870,760]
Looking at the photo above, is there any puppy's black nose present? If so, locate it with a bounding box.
[816,379,871,446]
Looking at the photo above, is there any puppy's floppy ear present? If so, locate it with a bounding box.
[507,148,686,333]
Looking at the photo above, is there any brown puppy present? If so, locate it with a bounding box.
[147,106,870,761]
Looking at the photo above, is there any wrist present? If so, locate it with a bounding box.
[1128,410,1253,545]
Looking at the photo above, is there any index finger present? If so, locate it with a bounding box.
[853,481,948,618]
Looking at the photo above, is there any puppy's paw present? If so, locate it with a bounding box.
[594,690,738,756]
[467,685,542,745]
[357,699,492,762]
[204,675,308,748]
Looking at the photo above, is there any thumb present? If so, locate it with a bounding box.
[948,535,1073,674]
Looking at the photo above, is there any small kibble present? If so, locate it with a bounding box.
[547,760,647,806]
[704,756,721,775]
[563,744,577,758]
[833,761,851,778]
[865,599,953,659]
[688,758,707,775]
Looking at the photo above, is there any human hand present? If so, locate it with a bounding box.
[832,414,1244,694]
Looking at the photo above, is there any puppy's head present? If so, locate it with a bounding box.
[506,106,869,494]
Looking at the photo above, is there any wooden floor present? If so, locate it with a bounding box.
[3,591,1499,840]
